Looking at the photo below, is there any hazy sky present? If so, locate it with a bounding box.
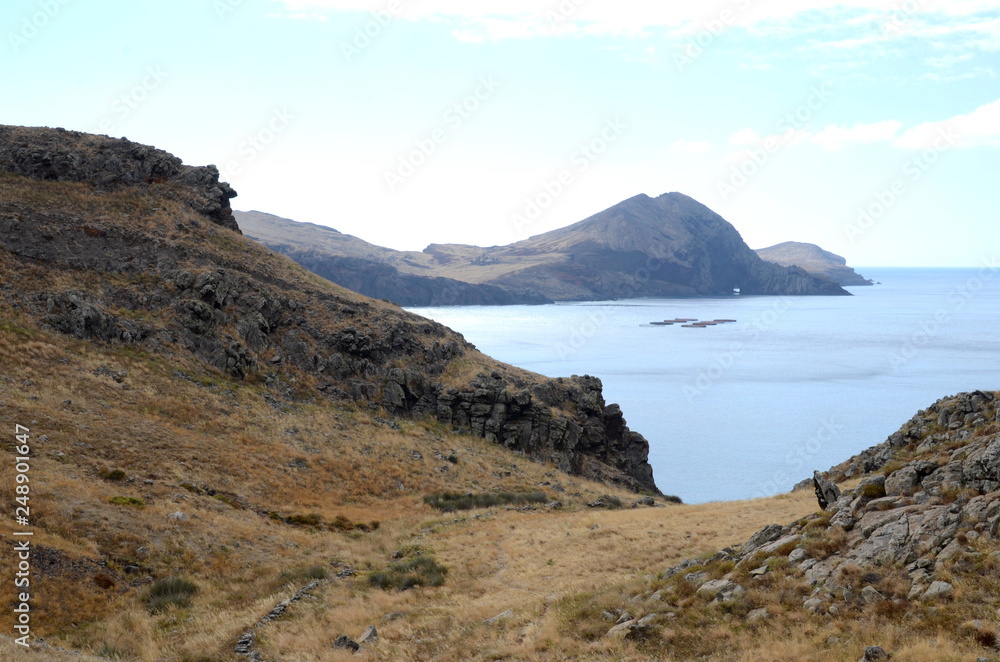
[3,0,998,266]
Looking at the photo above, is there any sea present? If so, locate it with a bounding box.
[407,267,1000,504]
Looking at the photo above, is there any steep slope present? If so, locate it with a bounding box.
[237,193,849,305]
[237,211,551,306]
[0,126,656,493]
[756,241,873,286]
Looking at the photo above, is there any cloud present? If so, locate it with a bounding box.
[729,128,761,145]
[895,98,1000,148]
[718,101,1000,160]
[809,120,902,150]
[672,139,712,153]
[273,0,1000,45]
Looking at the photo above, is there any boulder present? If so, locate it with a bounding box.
[859,646,891,661]
[885,466,921,496]
[813,471,841,510]
[333,635,360,651]
[919,580,954,601]
[743,524,785,555]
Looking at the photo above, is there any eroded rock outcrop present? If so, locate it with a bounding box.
[0,125,239,231]
[643,391,1000,631]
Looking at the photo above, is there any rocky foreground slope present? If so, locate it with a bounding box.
[236,193,849,305]
[585,390,1000,660]
[0,125,656,493]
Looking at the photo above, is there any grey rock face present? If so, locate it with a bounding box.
[813,471,841,510]
[0,125,239,232]
[658,390,999,630]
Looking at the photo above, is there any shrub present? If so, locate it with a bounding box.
[99,469,127,482]
[108,496,145,508]
[146,577,198,613]
[423,491,548,512]
[369,555,448,590]
[860,482,887,499]
[93,574,116,590]
[285,513,322,527]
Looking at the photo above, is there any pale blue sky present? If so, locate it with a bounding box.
[2,0,998,266]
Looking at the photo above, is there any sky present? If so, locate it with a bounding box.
[2,0,999,267]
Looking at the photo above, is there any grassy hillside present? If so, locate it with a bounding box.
[0,307,823,661]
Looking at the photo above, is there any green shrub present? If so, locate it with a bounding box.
[860,482,887,499]
[284,513,322,527]
[423,490,548,512]
[146,577,198,613]
[369,555,448,590]
[108,496,145,508]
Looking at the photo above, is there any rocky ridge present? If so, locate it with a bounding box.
[594,390,1000,658]
[0,126,657,493]
[237,211,551,306]
[0,125,239,232]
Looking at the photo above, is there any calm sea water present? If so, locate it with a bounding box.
[408,267,1000,503]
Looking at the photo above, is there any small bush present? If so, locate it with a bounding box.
[93,574,116,590]
[146,577,198,613]
[285,513,322,527]
[212,493,240,509]
[423,491,548,512]
[99,469,127,482]
[369,555,448,591]
[331,515,354,531]
[860,482,887,499]
[108,496,145,508]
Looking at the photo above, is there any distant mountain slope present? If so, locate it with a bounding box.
[756,241,873,286]
[238,193,849,303]
[237,211,551,306]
